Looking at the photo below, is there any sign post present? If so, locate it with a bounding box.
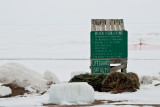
[90,19,128,74]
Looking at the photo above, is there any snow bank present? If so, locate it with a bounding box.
[49,82,94,105]
[0,86,12,97]
[140,75,160,85]
[152,76,160,81]
[0,63,48,92]
[0,83,3,86]
[43,70,60,84]
[140,76,153,84]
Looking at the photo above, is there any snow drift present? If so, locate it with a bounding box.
[0,63,49,92]
[43,70,60,84]
[49,82,94,105]
[140,76,153,84]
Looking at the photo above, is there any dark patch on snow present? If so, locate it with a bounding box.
[0,84,29,98]
[43,100,160,107]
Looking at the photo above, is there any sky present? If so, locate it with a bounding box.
[0,0,160,26]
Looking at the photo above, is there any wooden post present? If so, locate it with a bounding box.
[91,19,96,31]
[121,61,127,73]
[101,19,106,31]
[120,19,125,30]
[115,19,120,31]
[110,64,126,72]
[110,19,115,31]
[106,19,110,31]
[96,19,101,31]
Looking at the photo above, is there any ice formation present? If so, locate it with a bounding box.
[49,82,94,105]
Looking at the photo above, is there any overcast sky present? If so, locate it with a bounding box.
[0,0,160,26]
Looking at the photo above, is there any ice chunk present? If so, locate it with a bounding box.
[43,70,60,84]
[49,82,94,105]
[0,86,12,97]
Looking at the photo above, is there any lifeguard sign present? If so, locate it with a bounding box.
[90,19,128,74]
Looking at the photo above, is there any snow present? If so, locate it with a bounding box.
[0,63,48,92]
[140,76,153,84]
[43,70,60,84]
[49,82,94,105]
[0,86,12,97]
[25,86,37,93]
[0,94,49,106]
[0,24,160,106]
[94,81,160,104]
[0,51,160,106]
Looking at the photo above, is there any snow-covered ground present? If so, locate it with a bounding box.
[0,25,160,106]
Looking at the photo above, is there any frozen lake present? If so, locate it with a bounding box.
[0,25,160,81]
[0,25,160,106]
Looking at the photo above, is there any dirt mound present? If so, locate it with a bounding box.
[69,73,106,92]
[1,84,29,97]
[102,72,140,94]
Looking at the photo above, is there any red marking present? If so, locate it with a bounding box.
[128,43,160,50]
[139,42,147,45]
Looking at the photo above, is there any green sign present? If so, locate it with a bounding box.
[91,31,128,58]
[92,60,110,74]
